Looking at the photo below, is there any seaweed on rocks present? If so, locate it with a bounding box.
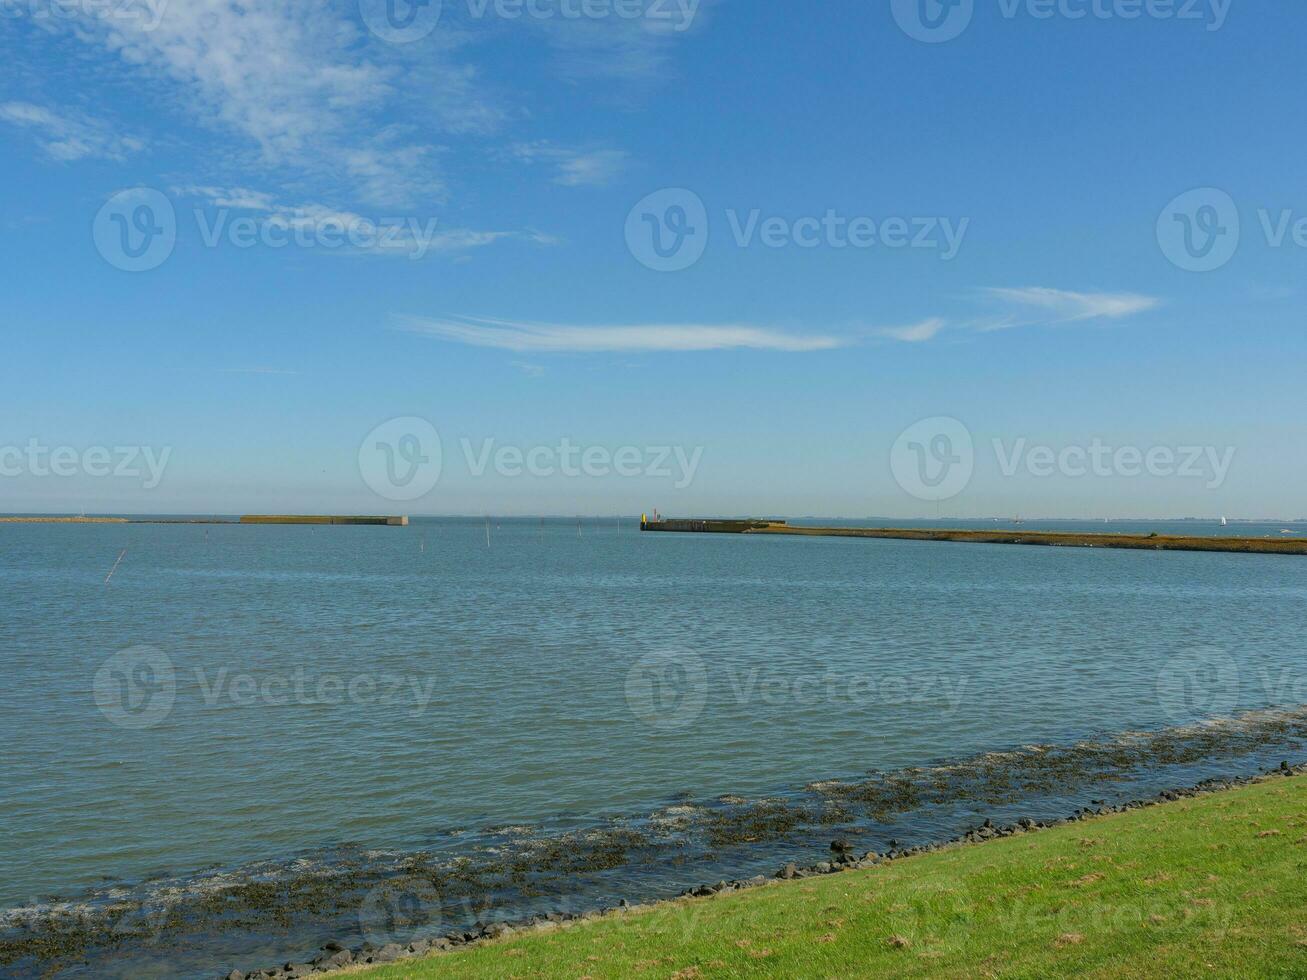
[6,707,1307,979]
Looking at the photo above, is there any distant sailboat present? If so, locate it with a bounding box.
[1220,516,1229,527]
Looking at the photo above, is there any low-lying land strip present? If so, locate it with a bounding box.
[643,520,1307,555]
[0,515,408,526]
[332,771,1306,979]
[0,516,128,523]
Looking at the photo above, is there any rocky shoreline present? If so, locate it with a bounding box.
[8,710,1306,979]
[220,760,1305,980]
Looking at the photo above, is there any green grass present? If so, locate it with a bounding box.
[349,775,1307,979]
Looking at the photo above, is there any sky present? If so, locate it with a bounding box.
[1,0,1305,519]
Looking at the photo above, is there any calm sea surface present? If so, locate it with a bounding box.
[2,517,1306,975]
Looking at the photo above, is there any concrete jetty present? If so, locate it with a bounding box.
[0,516,129,524]
[239,515,409,526]
[641,519,1307,556]
[2,515,409,526]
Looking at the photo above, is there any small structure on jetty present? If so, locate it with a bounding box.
[239,515,409,526]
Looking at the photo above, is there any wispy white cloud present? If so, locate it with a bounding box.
[176,186,555,258]
[0,101,144,162]
[37,2,462,206]
[877,288,1160,344]
[982,287,1160,327]
[511,142,629,186]
[533,0,715,84]
[875,318,948,343]
[398,314,842,353]
[16,0,709,207]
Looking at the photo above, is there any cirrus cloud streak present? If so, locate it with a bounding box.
[398,314,842,353]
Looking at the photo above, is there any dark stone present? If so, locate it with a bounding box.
[312,950,353,969]
[777,862,799,879]
[373,944,404,963]
[322,941,346,953]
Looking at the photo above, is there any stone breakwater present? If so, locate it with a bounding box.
[6,708,1307,978]
[224,761,1307,980]
[642,519,1307,555]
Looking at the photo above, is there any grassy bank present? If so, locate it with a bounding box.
[348,774,1307,978]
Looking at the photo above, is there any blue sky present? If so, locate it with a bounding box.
[2,0,1304,518]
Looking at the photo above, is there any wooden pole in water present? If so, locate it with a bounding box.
[104,548,127,586]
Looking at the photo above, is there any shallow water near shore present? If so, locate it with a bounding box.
[3,517,1306,977]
